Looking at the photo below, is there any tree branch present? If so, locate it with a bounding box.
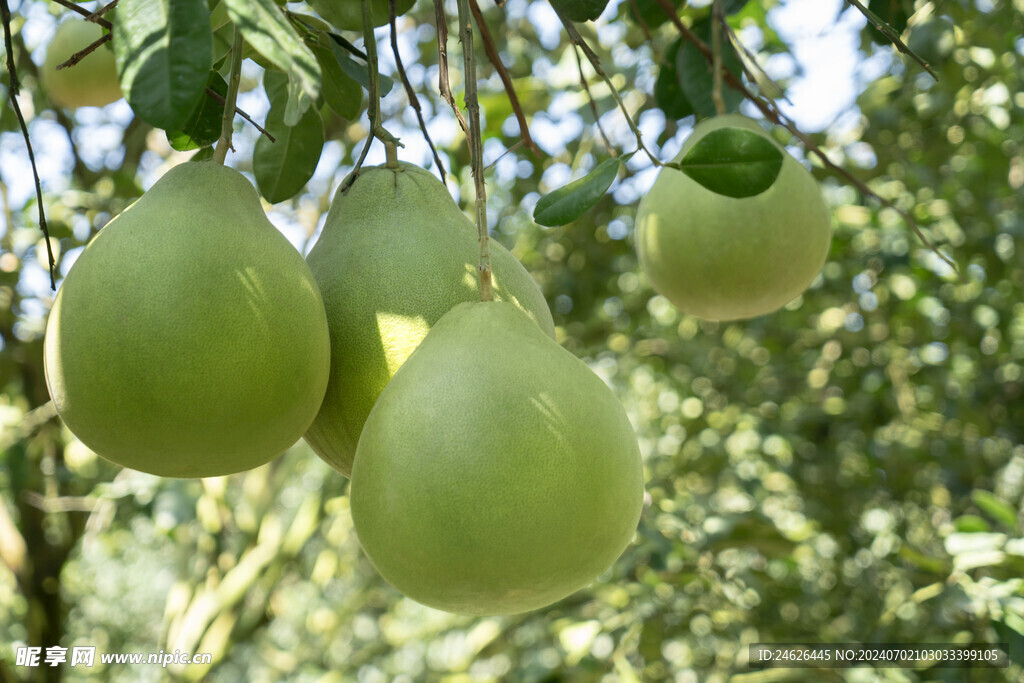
[2,0,56,289]
[389,0,447,182]
[467,0,540,156]
[433,0,470,139]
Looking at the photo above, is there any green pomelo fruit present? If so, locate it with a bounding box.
[42,20,122,109]
[312,0,416,31]
[304,162,555,477]
[44,162,331,478]
[635,114,832,321]
[350,300,644,615]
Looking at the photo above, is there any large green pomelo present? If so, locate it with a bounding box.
[44,162,331,478]
[304,162,555,477]
[350,300,644,615]
[42,20,122,109]
[635,114,832,321]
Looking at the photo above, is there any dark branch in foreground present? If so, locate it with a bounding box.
[204,88,276,144]
[433,0,470,140]
[468,0,540,157]
[2,0,56,289]
[49,0,113,29]
[390,0,447,183]
[845,0,938,80]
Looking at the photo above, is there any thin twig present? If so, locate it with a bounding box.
[572,46,614,154]
[205,87,275,143]
[434,0,469,139]
[656,0,962,280]
[710,0,726,116]
[845,0,938,80]
[2,0,56,289]
[483,139,524,173]
[56,32,110,70]
[555,11,660,166]
[49,0,112,28]
[389,0,446,182]
[345,0,404,189]
[467,0,540,156]
[86,0,118,21]
[720,17,790,104]
[213,27,243,165]
[456,0,494,301]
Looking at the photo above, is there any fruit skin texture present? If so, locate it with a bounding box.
[44,162,331,478]
[635,114,831,321]
[304,162,555,477]
[351,300,645,615]
[42,21,122,109]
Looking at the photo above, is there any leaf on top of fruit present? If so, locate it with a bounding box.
[534,157,625,227]
[549,0,610,23]
[222,0,321,112]
[166,72,228,151]
[112,0,212,130]
[254,71,326,204]
[676,127,783,198]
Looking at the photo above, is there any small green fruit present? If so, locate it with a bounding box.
[304,162,555,477]
[635,114,832,320]
[42,20,122,109]
[44,162,331,478]
[351,300,644,615]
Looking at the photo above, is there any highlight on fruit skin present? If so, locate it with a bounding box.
[41,20,123,109]
[635,114,832,321]
[43,161,331,478]
[303,161,554,477]
[350,300,644,616]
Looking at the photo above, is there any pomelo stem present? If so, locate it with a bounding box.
[455,0,494,301]
[349,0,403,182]
[213,27,242,166]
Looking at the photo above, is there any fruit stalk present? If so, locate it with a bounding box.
[213,27,243,165]
[455,0,493,301]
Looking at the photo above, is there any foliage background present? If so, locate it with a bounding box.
[1,0,1023,680]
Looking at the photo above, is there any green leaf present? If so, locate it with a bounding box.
[221,0,321,115]
[312,39,361,119]
[166,72,228,151]
[972,490,1018,531]
[254,71,325,203]
[626,0,684,31]
[676,126,783,198]
[534,157,624,227]
[677,19,744,118]
[549,0,610,23]
[654,38,694,119]
[328,40,394,96]
[112,0,212,130]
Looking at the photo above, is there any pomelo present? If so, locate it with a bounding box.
[44,161,331,478]
[635,114,832,320]
[350,300,644,615]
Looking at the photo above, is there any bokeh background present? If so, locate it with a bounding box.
[2,0,1022,680]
